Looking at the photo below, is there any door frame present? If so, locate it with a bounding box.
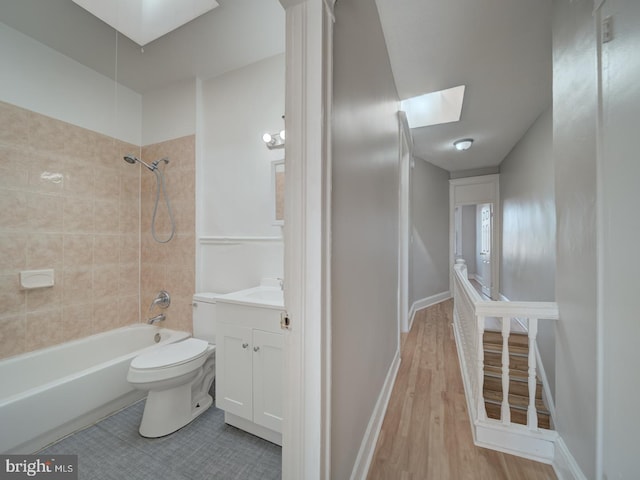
[449,175,500,299]
[279,1,333,479]
[398,111,412,333]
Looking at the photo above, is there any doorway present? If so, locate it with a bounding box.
[449,175,500,300]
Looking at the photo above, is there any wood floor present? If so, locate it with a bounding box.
[366,300,557,480]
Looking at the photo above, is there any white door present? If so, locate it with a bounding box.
[253,329,284,432]
[479,203,492,298]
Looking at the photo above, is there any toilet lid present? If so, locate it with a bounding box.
[131,338,210,370]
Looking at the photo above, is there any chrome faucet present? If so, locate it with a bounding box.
[149,290,171,312]
[147,313,166,325]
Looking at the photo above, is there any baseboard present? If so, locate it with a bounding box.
[408,291,451,332]
[475,422,558,464]
[350,349,401,480]
[553,436,587,480]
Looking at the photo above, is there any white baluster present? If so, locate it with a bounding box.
[501,317,511,424]
[477,316,486,421]
[527,318,539,430]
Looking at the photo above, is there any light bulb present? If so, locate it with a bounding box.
[453,138,473,151]
[279,129,286,141]
[262,133,273,144]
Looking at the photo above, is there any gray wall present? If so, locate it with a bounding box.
[599,0,640,477]
[331,0,400,478]
[552,0,598,477]
[499,107,556,397]
[410,159,450,307]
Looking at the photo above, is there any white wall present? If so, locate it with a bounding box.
[499,107,556,398]
[142,79,196,146]
[599,0,640,477]
[410,159,450,307]
[0,22,141,145]
[552,1,598,477]
[198,54,285,293]
[331,0,400,477]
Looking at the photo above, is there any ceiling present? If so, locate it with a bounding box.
[0,0,285,93]
[375,0,552,172]
[0,0,550,172]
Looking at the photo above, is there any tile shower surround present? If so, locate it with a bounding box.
[0,101,196,359]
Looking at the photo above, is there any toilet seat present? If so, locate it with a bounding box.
[127,339,215,386]
[131,338,209,370]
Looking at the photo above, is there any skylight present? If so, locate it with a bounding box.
[72,0,219,47]
[400,85,466,129]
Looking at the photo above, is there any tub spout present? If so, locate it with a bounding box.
[147,313,166,325]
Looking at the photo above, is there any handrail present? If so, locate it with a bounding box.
[452,261,558,434]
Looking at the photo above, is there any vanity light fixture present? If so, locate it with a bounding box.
[453,138,474,151]
[263,131,285,149]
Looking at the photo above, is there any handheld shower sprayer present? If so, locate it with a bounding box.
[123,155,168,172]
[123,154,176,243]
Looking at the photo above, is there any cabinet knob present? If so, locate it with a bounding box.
[253,346,260,352]
[242,343,249,349]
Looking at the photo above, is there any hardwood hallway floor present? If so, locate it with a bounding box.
[367,300,556,480]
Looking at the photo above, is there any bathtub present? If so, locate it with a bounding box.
[0,324,189,453]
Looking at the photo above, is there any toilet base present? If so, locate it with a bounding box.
[139,390,213,438]
[137,353,216,438]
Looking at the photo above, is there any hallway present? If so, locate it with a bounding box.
[367,300,556,479]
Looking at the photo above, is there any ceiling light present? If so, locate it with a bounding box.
[72,0,219,47]
[453,138,474,151]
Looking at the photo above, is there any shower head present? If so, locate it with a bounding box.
[123,154,155,172]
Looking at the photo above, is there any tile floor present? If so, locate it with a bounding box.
[39,400,281,480]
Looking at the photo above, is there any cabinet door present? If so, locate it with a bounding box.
[216,323,253,420]
[252,329,284,432]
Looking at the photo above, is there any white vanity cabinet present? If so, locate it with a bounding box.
[215,298,284,445]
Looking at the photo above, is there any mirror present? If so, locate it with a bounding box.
[272,159,285,225]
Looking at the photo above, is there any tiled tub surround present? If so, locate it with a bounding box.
[140,136,196,334]
[0,101,141,360]
[0,101,197,359]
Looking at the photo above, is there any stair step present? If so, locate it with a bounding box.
[484,401,551,429]
[483,389,547,411]
[484,365,541,383]
[482,328,552,430]
[483,330,530,356]
[484,350,530,371]
[484,372,543,399]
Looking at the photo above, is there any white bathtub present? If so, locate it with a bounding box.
[0,324,190,453]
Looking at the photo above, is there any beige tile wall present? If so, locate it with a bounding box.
[140,136,195,334]
[0,101,141,359]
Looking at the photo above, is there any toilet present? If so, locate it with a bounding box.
[127,293,219,438]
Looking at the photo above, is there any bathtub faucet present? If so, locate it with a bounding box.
[147,313,166,325]
[149,290,171,312]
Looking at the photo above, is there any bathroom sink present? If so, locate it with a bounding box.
[216,287,284,309]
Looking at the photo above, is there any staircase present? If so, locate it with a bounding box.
[482,330,551,429]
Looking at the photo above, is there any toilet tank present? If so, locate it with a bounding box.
[192,293,220,344]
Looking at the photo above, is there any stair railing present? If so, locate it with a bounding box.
[452,260,559,434]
